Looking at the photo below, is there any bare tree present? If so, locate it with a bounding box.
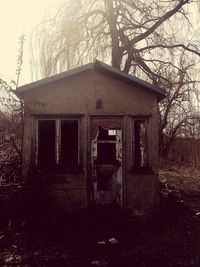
[0,32,26,183]
[158,49,200,158]
[16,34,26,88]
[32,0,200,160]
[32,1,200,75]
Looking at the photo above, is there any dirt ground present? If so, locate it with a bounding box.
[1,168,200,267]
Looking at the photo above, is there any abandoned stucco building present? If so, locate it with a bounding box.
[16,60,165,215]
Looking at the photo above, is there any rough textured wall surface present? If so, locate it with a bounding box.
[20,69,159,214]
[126,173,160,215]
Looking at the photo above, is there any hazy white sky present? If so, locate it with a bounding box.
[0,0,62,86]
[0,1,199,87]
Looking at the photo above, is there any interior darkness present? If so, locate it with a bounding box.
[38,120,56,169]
[61,120,78,169]
[97,126,116,141]
[97,126,116,164]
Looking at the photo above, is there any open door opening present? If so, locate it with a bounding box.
[91,118,123,206]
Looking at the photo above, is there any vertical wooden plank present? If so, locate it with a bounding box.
[78,119,80,166]
[35,119,38,167]
[56,119,60,165]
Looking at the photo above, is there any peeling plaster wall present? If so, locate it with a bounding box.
[21,69,160,213]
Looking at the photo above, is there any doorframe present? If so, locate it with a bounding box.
[88,114,125,207]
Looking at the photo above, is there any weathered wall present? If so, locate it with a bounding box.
[22,70,157,115]
[20,69,160,213]
[126,173,160,215]
[39,172,87,212]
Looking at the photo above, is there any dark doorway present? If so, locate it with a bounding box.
[38,120,56,169]
[60,120,78,169]
[91,117,123,206]
[96,127,116,164]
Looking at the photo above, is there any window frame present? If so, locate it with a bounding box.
[34,116,81,171]
[131,116,151,171]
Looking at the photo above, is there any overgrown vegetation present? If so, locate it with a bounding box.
[1,195,200,266]
[0,79,22,184]
[0,34,25,184]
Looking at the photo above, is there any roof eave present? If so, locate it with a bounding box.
[16,62,94,96]
[16,60,166,100]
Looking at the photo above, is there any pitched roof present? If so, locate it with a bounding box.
[16,60,166,100]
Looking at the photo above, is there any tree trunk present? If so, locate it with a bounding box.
[104,0,121,69]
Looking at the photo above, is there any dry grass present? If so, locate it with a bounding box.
[159,165,200,194]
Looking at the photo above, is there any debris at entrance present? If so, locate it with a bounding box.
[98,240,106,245]
[160,177,181,201]
[91,260,101,266]
[108,237,119,245]
[97,237,119,246]
[91,260,108,266]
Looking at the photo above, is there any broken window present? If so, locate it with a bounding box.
[133,119,149,168]
[96,126,116,164]
[36,118,79,170]
[38,120,56,169]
